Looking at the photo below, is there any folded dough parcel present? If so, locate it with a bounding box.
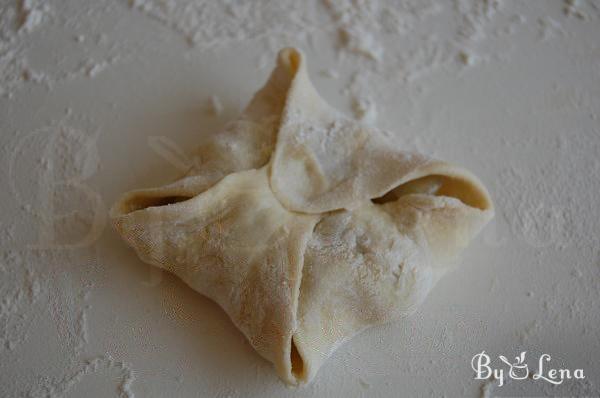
[111,48,493,386]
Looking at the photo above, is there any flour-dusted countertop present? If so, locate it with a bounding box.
[1,1,599,397]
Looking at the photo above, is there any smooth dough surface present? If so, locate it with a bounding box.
[111,48,494,385]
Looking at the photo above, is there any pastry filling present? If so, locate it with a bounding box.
[290,339,305,379]
[122,194,192,213]
[372,174,489,210]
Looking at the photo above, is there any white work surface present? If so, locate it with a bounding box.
[1,1,599,397]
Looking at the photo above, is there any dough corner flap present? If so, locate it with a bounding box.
[110,48,494,386]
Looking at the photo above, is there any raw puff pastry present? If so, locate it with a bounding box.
[111,48,494,386]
